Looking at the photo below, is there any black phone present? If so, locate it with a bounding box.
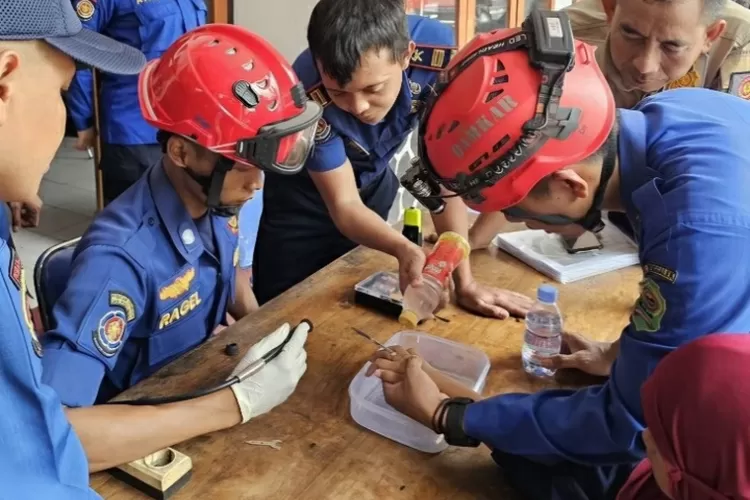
[561,231,603,254]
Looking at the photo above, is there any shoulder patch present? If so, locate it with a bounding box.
[631,278,667,332]
[233,246,239,267]
[664,66,700,90]
[410,45,457,70]
[643,263,677,284]
[109,291,136,321]
[307,84,331,108]
[315,118,332,143]
[93,310,127,358]
[159,267,196,302]
[227,215,239,236]
[75,0,95,20]
[8,247,22,291]
[728,71,750,99]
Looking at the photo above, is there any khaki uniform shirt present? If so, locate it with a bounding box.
[564,0,750,108]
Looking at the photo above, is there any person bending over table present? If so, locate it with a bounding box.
[249,0,532,320]
[437,0,750,247]
[371,17,750,500]
[38,24,313,472]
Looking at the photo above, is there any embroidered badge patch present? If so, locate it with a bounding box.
[409,80,422,96]
[159,267,196,302]
[664,66,700,90]
[75,0,95,20]
[227,215,239,236]
[8,248,22,291]
[410,45,457,70]
[315,118,332,143]
[93,310,127,357]
[410,100,423,115]
[643,263,678,284]
[109,291,136,321]
[17,262,42,357]
[631,278,667,332]
[728,72,750,100]
[307,85,331,108]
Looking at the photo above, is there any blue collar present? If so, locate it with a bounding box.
[148,162,206,264]
[616,108,650,220]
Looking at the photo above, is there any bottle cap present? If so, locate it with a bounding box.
[537,284,558,304]
[403,207,422,228]
[399,309,419,328]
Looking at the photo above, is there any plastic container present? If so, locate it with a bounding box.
[353,271,403,317]
[400,232,470,327]
[349,331,490,453]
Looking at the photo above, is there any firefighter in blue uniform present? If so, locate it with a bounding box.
[252,0,455,304]
[253,0,532,319]
[0,0,146,495]
[65,0,206,205]
[372,15,750,499]
[40,24,320,408]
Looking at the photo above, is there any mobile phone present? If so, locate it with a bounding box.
[561,231,603,254]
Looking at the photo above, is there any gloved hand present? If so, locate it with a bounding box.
[229,322,309,423]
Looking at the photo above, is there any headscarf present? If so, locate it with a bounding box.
[617,333,750,500]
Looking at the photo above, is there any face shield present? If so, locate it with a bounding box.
[235,99,323,175]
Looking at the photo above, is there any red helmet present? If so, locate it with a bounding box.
[138,24,322,175]
[411,13,615,213]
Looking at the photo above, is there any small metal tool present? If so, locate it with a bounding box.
[245,440,282,451]
[351,327,396,354]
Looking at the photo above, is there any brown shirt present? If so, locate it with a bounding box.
[564,0,750,107]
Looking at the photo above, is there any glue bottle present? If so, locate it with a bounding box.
[402,207,423,246]
[399,232,470,327]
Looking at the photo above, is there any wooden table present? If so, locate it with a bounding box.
[91,237,641,499]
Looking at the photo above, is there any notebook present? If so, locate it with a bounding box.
[492,222,640,284]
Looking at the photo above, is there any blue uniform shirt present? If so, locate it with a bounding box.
[0,233,98,498]
[237,190,263,269]
[292,15,455,188]
[41,163,239,407]
[464,88,750,466]
[65,0,206,145]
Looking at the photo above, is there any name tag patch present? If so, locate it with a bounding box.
[158,291,202,330]
[728,72,750,99]
[643,263,677,284]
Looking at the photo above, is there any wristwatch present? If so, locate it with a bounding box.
[433,397,481,448]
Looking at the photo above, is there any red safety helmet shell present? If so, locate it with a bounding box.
[422,28,616,213]
[138,24,307,169]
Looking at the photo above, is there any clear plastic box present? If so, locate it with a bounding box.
[348,331,490,453]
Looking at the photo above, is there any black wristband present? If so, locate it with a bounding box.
[442,398,481,448]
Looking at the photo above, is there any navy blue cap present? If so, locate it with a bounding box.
[0,0,146,75]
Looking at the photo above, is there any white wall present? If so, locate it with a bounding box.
[233,0,319,62]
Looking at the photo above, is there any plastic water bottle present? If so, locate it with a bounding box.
[522,285,563,377]
[399,232,470,328]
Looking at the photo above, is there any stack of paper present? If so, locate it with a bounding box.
[492,223,640,284]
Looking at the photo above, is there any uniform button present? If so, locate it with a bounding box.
[224,343,239,356]
[181,229,196,245]
[148,217,155,226]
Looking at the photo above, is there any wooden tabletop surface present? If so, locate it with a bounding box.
[91,233,641,499]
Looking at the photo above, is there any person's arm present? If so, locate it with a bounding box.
[306,126,422,289]
[228,266,258,319]
[41,245,149,407]
[456,218,750,464]
[66,389,241,472]
[64,0,114,145]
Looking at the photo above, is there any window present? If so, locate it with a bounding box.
[405,0,458,29]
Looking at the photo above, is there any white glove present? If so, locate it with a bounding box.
[229,322,309,423]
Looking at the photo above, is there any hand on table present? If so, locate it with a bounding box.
[9,195,42,231]
[229,322,308,423]
[366,346,446,428]
[455,280,533,319]
[537,332,617,377]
